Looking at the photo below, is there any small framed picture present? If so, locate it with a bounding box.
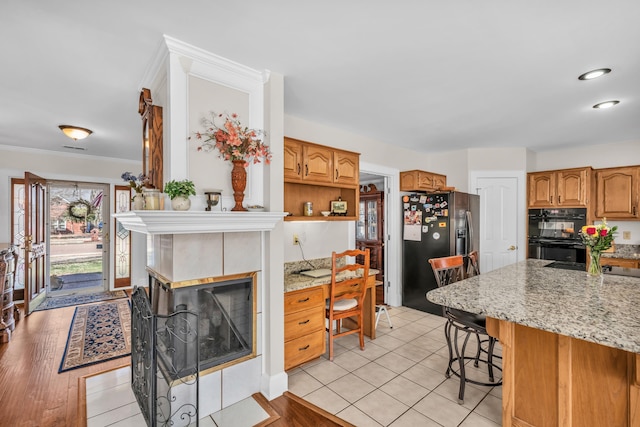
[331,199,348,215]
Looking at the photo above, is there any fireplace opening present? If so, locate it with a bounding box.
[150,271,256,378]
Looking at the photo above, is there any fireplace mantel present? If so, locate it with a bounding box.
[113,211,286,235]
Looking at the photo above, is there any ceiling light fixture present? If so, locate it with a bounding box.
[592,100,620,109]
[578,68,612,80]
[58,125,93,140]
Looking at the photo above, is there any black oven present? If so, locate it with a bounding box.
[528,208,587,262]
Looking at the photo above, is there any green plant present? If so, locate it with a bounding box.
[163,179,196,200]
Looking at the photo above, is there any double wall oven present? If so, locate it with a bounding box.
[528,208,587,263]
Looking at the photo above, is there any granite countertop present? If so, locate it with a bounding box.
[285,268,379,293]
[426,259,640,354]
[601,243,640,259]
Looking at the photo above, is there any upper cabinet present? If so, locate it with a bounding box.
[284,137,360,221]
[400,170,447,192]
[527,167,591,208]
[595,166,640,219]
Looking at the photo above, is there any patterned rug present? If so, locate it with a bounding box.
[59,299,131,373]
[34,290,127,311]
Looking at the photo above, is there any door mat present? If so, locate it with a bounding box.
[34,290,127,311]
[59,299,131,373]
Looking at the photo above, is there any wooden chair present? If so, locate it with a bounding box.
[429,255,501,404]
[325,249,369,361]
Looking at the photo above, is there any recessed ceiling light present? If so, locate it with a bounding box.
[578,68,612,80]
[592,100,620,109]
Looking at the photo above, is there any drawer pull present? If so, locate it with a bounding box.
[299,344,310,351]
[298,297,310,303]
[298,319,310,325]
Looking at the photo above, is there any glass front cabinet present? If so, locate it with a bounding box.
[356,186,384,303]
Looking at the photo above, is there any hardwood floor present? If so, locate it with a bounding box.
[0,304,130,427]
[0,301,350,427]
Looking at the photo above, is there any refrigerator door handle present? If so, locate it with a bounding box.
[466,210,474,253]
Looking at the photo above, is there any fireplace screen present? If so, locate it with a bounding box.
[151,272,256,378]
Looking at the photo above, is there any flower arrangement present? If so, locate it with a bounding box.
[194,112,272,166]
[580,218,618,276]
[121,172,148,194]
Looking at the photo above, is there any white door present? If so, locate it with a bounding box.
[475,176,520,272]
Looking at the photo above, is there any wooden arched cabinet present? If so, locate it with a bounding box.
[356,184,385,304]
[138,88,163,190]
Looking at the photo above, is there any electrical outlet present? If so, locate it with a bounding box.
[293,234,300,245]
[623,231,631,240]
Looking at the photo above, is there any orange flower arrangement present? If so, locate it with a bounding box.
[195,112,272,166]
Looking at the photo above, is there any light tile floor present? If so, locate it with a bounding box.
[287,306,503,427]
[86,306,501,427]
[85,367,269,427]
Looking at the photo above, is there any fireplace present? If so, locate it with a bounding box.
[150,270,257,378]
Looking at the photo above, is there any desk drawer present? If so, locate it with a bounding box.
[285,307,324,342]
[284,287,324,314]
[284,330,324,370]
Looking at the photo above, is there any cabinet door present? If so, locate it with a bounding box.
[431,173,447,191]
[356,201,365,240]
[284,139,303,181]
[366,199,379,241]
[528,172,556,208]
[334,150,359,186]
[303,145,333,183]
[596,166,640,219]
[557,168,588,207]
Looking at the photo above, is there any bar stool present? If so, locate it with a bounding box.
[429,255,501,404]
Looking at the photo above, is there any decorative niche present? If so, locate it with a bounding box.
[138,88,163,190]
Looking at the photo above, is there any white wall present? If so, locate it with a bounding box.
[531,139,640,171]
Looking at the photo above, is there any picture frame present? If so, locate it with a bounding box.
[330,199,348,215]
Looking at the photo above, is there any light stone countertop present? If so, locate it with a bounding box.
[601,243,640,260]
[426,259,640,354]
[284,268,379,293]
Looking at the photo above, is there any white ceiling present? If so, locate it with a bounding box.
[1,1,639,161]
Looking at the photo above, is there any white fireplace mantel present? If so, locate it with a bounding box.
[113,211,286,235]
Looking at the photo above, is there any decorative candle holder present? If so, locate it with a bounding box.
[205,190,222,211]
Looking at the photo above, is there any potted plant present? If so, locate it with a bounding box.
[164,179,196,211]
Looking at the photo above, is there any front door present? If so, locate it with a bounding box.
[24,172,47,313]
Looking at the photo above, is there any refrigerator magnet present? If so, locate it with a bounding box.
[422,225,429,233]
[440,201,448,207]
[402,195,409,202]
[419,195,427,203]
[403,203,409,209]
[432,232,441,240]
[439,222,447,227]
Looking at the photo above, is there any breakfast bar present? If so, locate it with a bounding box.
[427,259,640,427]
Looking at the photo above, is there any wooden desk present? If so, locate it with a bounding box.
[284,273,376,370]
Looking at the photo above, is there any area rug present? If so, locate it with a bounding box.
[59,299,131,373]
[34,290,127,311]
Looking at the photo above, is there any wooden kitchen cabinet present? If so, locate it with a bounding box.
[595,166,640,219]
[284,287,325,370]
[600,257,640,269]
[527,167,591,208]
[356,186,384,291]
[400,170,447,192]
[284,137,360,221]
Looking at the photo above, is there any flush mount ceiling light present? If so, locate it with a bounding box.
[578,68,612,80]
[593,100,620,109]
[58,125,93,140]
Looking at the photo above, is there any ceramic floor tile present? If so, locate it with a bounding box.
[332,349,371,372]
[358,341,391,361]
[379,375,430,407]
[327,373,376,403]
[87,401,141,427]
[474,393,503,424]
[411,334,448,352]
[287,370,324,397]
[419,352,450,373]
[374,351,416,374]
[86,381,136,417]
[459,412,501,427]
[337,405,384,427]
[385,326,423,343]
[394,310,426,322]
[108,414,148,427]
[392,342,431,363]
[304,359,349,384]
[304,385,350,414]
[353,389,409,426]
[433,376,489,409]
[400,363,447,391]
[211,396,269,427]
[352,361,398,388]
[372,333,407,351]
[388,408,442,427]
[412,392,470,427]
[85,366,130,395]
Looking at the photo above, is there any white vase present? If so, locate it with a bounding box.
[171,196,191,211]
[132,194,145,210]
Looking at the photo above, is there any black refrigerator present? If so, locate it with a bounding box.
[402,191,480,315]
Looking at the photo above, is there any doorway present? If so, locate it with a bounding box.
[48,181,109,295]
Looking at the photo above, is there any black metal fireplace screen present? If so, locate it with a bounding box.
[131,273,255,426]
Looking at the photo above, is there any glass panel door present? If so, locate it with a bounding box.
[366,200,378,240]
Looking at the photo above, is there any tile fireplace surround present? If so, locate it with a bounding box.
[114,210,286,419]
